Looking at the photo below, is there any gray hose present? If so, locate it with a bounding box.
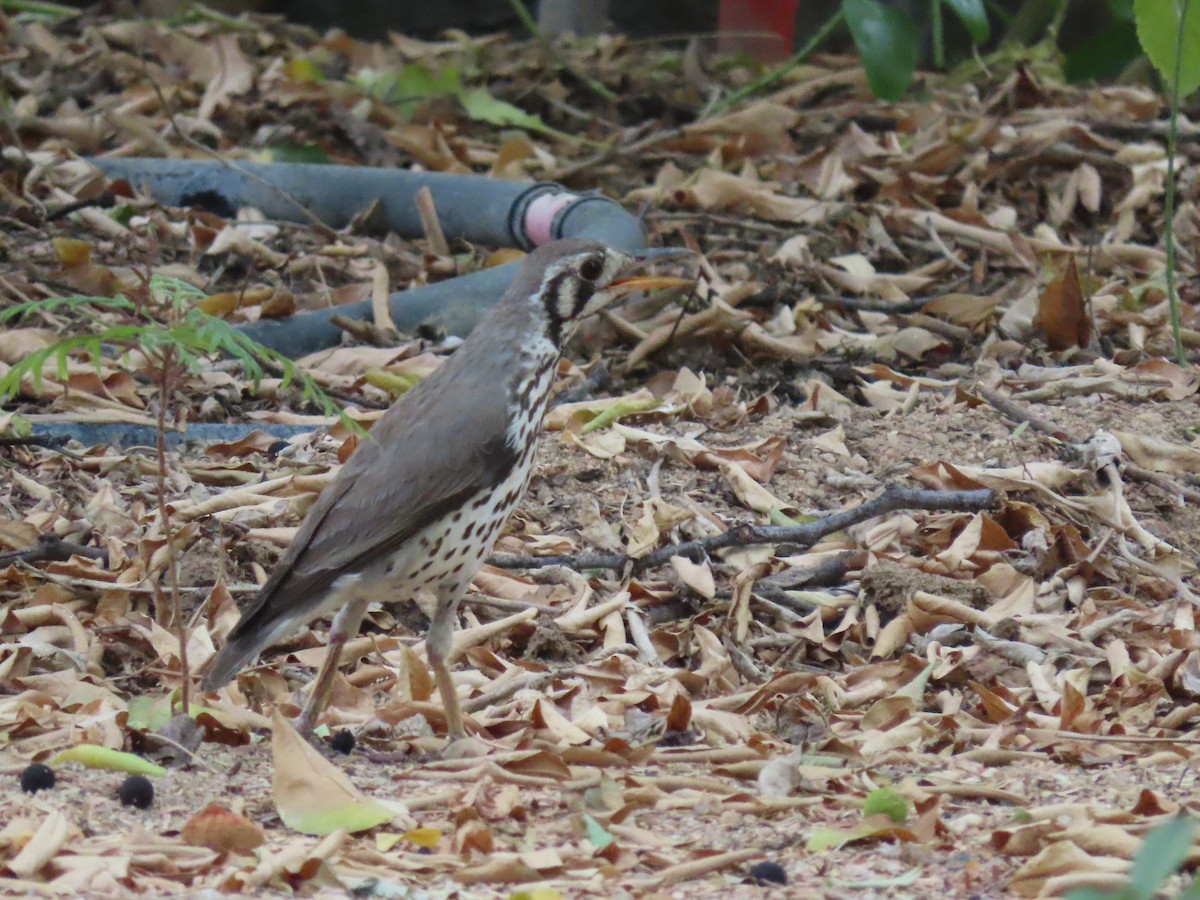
[87,158,650,356]
[26,421,319,448]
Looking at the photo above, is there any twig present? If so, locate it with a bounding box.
[463,670,557,713]
[413,187,450,258]
[976,384,1074,441]
[979,384,1200,504]
[1124,463,1200,506]
[0,433,86,460]
[755,550,856,593]
[153,345,189,713]
[0,434,69,449]
[0,533,108,567]
[466,593,557,616]
[490,484,996,573]
[370,261,399,336]
[328,314,404,354]
[44,191,116,222]
[819,294,932,314]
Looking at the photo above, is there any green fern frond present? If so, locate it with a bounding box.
[1,288,365,439]
[0,293,136,324]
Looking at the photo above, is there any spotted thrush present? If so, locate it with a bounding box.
[201,239,694,741]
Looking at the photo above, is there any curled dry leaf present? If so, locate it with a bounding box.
[182,803,265,853]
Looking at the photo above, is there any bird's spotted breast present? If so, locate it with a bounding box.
[373,346,556,602]
[379,418,542,599]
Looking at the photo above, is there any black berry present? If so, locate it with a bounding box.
[749,860,787,885]
[330,730,355,754]
[118,774,154,808]
[20,763,55,794]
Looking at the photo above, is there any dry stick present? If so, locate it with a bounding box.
[490,484,996,573]
[154,346,189,713]
[819,293,932,314]
[0,533,108,567]
[653,848,765,886]
[414,186,450,258]
[369,260,398,337]
[979,384,1200,504]
[976,384,1074,441]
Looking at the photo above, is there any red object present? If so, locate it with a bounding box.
[718,0,798,62]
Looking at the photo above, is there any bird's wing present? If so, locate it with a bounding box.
[203,349,518,685]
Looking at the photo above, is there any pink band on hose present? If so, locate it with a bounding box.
[524,192,578,246]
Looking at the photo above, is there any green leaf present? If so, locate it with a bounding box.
[0,414,31,438]
[353,63,463,108]
[271,709,395,835]
[843,0,918,101]
[941,0,990,42]
[1108,0,1136,22]
[579,395,661,434]
[460,87,559,136]
[1134,0,1200,96]
[50,744,166,776]
[582,814,614,849]
[108,204,136,226]
[807,824,866,851]
[863,787,909,823]
[127,694,235,731]
[1065,21,1142,83]
[1127,816,1197,900]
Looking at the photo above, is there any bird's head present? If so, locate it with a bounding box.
[518,239,695,347]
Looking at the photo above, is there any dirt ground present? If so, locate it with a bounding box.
[2,7,1200,899]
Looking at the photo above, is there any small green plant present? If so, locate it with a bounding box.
[1134,0,1198,364]
[1066,815,1200,900]
[0,274,355,713]
[0,277,346,414]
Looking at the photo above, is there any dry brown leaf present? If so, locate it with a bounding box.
[1034,256,1091,350]
[182,803,265,853]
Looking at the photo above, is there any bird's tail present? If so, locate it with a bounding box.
[199,627,272,691]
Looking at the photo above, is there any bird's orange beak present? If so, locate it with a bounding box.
[607,273,696,295]
[607,247,697,296]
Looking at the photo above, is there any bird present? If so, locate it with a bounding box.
[200,238,695,742]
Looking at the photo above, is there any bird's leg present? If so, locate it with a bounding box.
[295,594,370,737]
[427,594,467,741]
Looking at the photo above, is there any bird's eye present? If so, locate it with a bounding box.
[579,256,604,281]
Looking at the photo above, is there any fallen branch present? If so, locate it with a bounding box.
[977,384,1074,441]
[0,533,108,567]
[490,484,997,573]
[979,384,1200,504]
